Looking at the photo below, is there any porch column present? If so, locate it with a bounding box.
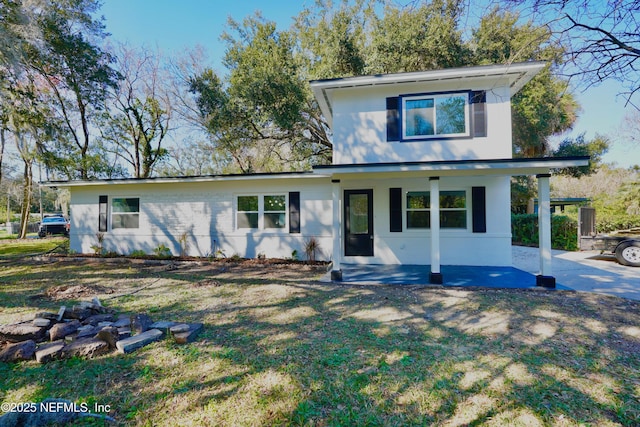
[331,179,342,281]
[430,177,443,284]
[536,173,555,288]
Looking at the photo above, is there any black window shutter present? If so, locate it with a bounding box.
[389,187,402,232]
[470,91,487,138]
[99,195,108,232]
[289,192,300,234]
[386,97,400,141]
[472,187,486,233]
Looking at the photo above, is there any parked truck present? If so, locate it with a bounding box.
[579,207,640,267]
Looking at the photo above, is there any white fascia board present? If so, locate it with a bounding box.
[313,157,589,178]
[42,172,331,188]
[310,61,547,128]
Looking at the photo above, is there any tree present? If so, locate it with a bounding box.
[25,0,121,179]
[503,0,640,108]
[368,0,469,73]
[99,44,171,178]
[470,8,578,157]
[552,133,610,177]
[190,15,331,173]
[187,1,580,173]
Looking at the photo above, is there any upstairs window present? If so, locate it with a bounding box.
[402,93,469,140]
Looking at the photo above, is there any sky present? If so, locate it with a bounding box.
[99,0,638,168]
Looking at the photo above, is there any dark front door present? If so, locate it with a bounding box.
[344,189,374,256]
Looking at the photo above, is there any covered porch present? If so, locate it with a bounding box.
[314,156,589,288]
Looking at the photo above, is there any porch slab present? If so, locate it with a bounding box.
[322,264,572,290]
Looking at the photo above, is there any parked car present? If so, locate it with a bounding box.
[38,215,69,238]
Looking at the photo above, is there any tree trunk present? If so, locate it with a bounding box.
[0,127,5,187]
[19,160,33,239]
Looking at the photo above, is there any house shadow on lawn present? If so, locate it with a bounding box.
[1,259,639,426]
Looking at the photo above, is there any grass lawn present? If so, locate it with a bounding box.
[0,237,67,257]
[0,256,639,426]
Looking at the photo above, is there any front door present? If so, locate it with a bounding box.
[344,189,374,256]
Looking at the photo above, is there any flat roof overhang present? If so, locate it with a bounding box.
[42,170,327,188]
[310,61,547,128]
[312,156,590,179]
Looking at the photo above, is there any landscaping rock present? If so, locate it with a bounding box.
[83,313,115,326]
[149,321,177,336]
[112,316,130,328]
[95,326,119,349]
[172,323,204,344]
[117,327,131,339]
[49,320,81,341]
[0,322,47,343]
[0,340,36,362]
[76,325,101,339]
[116,329,163,354]
[33,318,51,328]
[65,306,93,321]
[35,312,59,321]
[35,340,65,363]
[61,337,110,359]
[169,323,190,334]
[131,314,153,334]
[57,306,66,321]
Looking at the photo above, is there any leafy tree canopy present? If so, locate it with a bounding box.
[188,0,578,172]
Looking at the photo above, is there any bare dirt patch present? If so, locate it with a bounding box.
[45,284,114,301]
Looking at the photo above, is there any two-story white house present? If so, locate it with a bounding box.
[47,61,588,287]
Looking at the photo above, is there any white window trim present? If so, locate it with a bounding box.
[401,92,471,140]
[235,193,288,231]
[404,189,470,231]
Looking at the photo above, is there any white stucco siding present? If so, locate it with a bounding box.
[68,177,334,260]
[331,80,513,164]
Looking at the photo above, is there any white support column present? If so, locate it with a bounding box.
[331,179,342,281]
[429,177,443,284]
[536,173,555,288]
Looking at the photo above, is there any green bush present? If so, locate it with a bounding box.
[511,214,578,251]
[595,213,640,234]
[153,244,172,259]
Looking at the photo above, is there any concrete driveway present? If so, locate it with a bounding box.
[512,246,640,301]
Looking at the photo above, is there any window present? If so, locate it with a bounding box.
[237,196,259,229]
[406,191,430,228]
[111,198,139,229]
[237,194,287,230]
[402,93,469,140]
[264,195,286,229]
[406,191,467,229]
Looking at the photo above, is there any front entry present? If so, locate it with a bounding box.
[344,189,374,256]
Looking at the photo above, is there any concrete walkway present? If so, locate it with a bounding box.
[321,246,640,301]
[512,246,640,301]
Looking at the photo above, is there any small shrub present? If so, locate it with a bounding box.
[130,249,147,258]
[304,237,321,262]
[153,244,172,259]
[178,232,189,257]
[91,232,105,255]
[290,249,299,261]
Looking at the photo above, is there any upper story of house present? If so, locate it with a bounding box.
[310,61,546,165]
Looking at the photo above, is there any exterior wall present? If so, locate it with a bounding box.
[69,177,334,260]
[331,79,512,164]
[68,174,512,266]
[339,175,512,266]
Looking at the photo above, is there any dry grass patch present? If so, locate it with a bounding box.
[0,256,638,426]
